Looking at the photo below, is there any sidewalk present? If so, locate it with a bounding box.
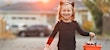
[96,35,110,41]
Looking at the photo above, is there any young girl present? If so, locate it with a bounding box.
[44,1,95,50]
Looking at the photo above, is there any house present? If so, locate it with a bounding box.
[0,1,58,27]
[0,0,93,27]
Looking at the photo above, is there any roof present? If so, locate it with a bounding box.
[0,2,56,10]
[0,0,87,14]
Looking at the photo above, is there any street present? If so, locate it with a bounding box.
[0,35,110,50]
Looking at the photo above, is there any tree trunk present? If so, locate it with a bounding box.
[102,13,110,34]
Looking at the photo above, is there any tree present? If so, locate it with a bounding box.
[83,0,103,34]
[83,0,110,34]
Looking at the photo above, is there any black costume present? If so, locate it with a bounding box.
[47,20,89,50]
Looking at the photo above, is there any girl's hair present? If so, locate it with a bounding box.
[58,1,75,21]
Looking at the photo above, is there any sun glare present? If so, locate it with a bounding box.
[38,0,50,3]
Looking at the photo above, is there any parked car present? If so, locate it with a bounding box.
[10,24,19,35]
[10,24,27,35]
[18,24,52,37]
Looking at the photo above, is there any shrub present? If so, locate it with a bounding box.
[82,21,94,32]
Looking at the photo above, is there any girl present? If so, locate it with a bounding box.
[44,1,95,50]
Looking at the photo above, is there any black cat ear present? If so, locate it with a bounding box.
[60,1,63,5]
[71,2,74,7]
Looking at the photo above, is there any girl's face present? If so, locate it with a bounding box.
[60,4,73,19]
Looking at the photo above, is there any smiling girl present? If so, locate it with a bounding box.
[44,1,95,50]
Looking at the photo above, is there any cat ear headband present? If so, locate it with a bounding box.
[60,1,74,7]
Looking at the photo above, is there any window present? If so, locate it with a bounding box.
[18,17,23,19]
[12,16,36,20]
[31,17,36,20]
[25,17,29,19]
[82,14,88,22]
[12,17,17,19]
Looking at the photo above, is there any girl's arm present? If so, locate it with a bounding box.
[46,22,59,45]
[75,22,89,36]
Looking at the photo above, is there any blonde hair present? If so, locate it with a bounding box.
[58,1,75,21]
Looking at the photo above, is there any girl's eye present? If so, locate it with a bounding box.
[67,10,70,12]
[62,10,71,12]
[63,10,66,12]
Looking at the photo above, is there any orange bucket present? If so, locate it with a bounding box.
[83,44,102,50]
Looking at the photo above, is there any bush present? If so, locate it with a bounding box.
[0,31,16,39]
[82,21,94,32]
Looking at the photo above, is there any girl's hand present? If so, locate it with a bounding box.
[45,44,50,48]
[44,44,50,50]
[89,32,95,38]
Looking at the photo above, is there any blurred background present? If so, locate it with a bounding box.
[0,0,110,50]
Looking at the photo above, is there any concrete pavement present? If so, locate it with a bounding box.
[0,35,109,50]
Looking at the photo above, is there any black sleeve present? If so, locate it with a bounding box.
[47,22,59,45]
[75,22,89,36]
